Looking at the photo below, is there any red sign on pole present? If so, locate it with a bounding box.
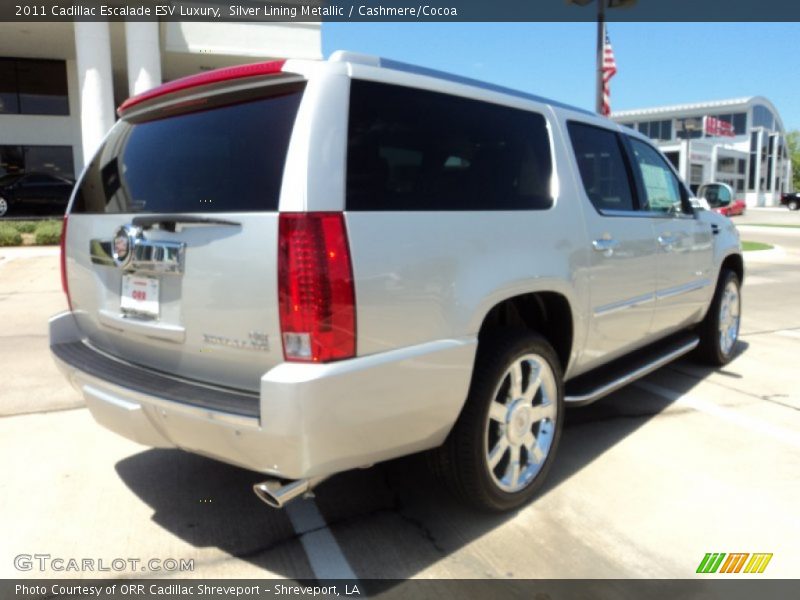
[704,116,735,137]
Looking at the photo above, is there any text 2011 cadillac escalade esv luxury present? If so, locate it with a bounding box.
[50,52,743,512]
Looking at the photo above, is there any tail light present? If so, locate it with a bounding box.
[60,214,72,311]
[278,212,356,362]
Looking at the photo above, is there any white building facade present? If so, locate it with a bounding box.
[612,97,791,207]
[0,21,321,180]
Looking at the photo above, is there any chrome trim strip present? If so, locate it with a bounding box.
[599,209,696,220]
[98,309,186,343]
[565,337,699,404]
[91,237,185,274]
[593,292,655,317]
[656,278,712,301]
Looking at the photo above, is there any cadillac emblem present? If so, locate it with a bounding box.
[112,225,136,268]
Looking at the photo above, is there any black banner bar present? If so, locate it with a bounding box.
[4,579,800,600]
[2,0,800,22]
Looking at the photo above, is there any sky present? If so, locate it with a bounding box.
[323,22,800,131]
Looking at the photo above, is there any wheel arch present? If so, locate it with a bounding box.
[475,291,575,375]
[721,252,744,285]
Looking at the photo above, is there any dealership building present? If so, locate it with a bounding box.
[612,97,791,206]
[0,21,320,180]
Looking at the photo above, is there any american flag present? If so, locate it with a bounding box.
[601,32,617,116]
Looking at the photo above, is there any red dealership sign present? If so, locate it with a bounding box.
[703,116,735,137]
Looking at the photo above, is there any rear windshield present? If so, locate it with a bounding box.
[346,80,553,211]
[72,85,304,214]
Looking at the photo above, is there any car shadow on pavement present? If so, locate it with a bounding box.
[114,343,748,580]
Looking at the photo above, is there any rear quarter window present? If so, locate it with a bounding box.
[346,80,553,211]
[72,85,304,214]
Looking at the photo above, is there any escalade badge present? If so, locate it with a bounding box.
[202,332,270,352]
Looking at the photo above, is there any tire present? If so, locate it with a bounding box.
[431,329,564,512]
[0,196,8,218]
[695,269,741,366]
[788,200,799,211]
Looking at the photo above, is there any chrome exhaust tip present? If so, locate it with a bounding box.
[252,476,326,509]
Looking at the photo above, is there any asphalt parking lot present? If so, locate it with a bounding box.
[1,207,798,581]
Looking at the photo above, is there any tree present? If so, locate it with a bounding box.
[787,130,800,191]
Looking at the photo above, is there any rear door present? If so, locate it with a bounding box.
[65,82,305,392]
[566,121,657,368]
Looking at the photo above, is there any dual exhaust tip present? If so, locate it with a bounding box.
[252,476,326,509]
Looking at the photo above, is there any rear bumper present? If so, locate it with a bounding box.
[50,311,476,479]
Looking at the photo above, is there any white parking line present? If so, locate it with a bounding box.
[284,498,358,580]
[776,329,800,339]
[635,380,800,450]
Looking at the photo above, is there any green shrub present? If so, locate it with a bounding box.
[33,221,62,245]
[12,221,38,234]
[0,225,23,246]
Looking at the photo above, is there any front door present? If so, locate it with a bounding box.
[625,138,715,335]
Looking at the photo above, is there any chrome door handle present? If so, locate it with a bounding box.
[592,238,619,257]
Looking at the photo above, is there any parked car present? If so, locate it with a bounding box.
[698,182,746,217]
[50,52,743,513]
[780,192,799,211]
[0,171,74,218]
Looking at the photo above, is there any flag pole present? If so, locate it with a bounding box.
[596,0,606,114]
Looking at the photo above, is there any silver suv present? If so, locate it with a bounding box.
[50,51,743,512]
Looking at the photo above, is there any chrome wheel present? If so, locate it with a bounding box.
[483,353,558,493]
[718,279,740,356]
[0,197,7,217]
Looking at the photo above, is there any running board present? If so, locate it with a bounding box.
[564,334,699,406]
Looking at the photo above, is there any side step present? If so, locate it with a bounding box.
[564,333,699,406]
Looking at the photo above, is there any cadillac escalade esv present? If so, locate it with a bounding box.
[50,52,743,512]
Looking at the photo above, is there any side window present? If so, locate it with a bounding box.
[567,122,635,213]
[627,138,684,214]
[346,80,553,211]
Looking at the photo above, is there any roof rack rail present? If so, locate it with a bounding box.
[328,50,593,117]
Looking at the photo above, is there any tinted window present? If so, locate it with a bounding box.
[0,58,68,116]
[346,80,552,211]
[752,104,774,130]
[567,122,635,212]
[23,145,74,178]
[732,113,746,135]
[628,139,683,214]
[0,59,20,114]
[0,144,73,179]
[72,87,303,214]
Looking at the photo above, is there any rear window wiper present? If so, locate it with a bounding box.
[131,215,241,232]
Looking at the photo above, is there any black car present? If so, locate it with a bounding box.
[0,172,74,218]
[781,192,799,211]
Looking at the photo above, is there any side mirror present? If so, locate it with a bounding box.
[690,197,710,211]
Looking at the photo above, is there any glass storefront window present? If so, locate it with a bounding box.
[677,118,703,139]
[752,104,775,130]
[0,145,73,178]
[0,58,68,116]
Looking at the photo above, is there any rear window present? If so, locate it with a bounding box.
[72,85,304,214]
[346,80,553,211]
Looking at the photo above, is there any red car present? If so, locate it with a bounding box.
[698,182,746,217]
